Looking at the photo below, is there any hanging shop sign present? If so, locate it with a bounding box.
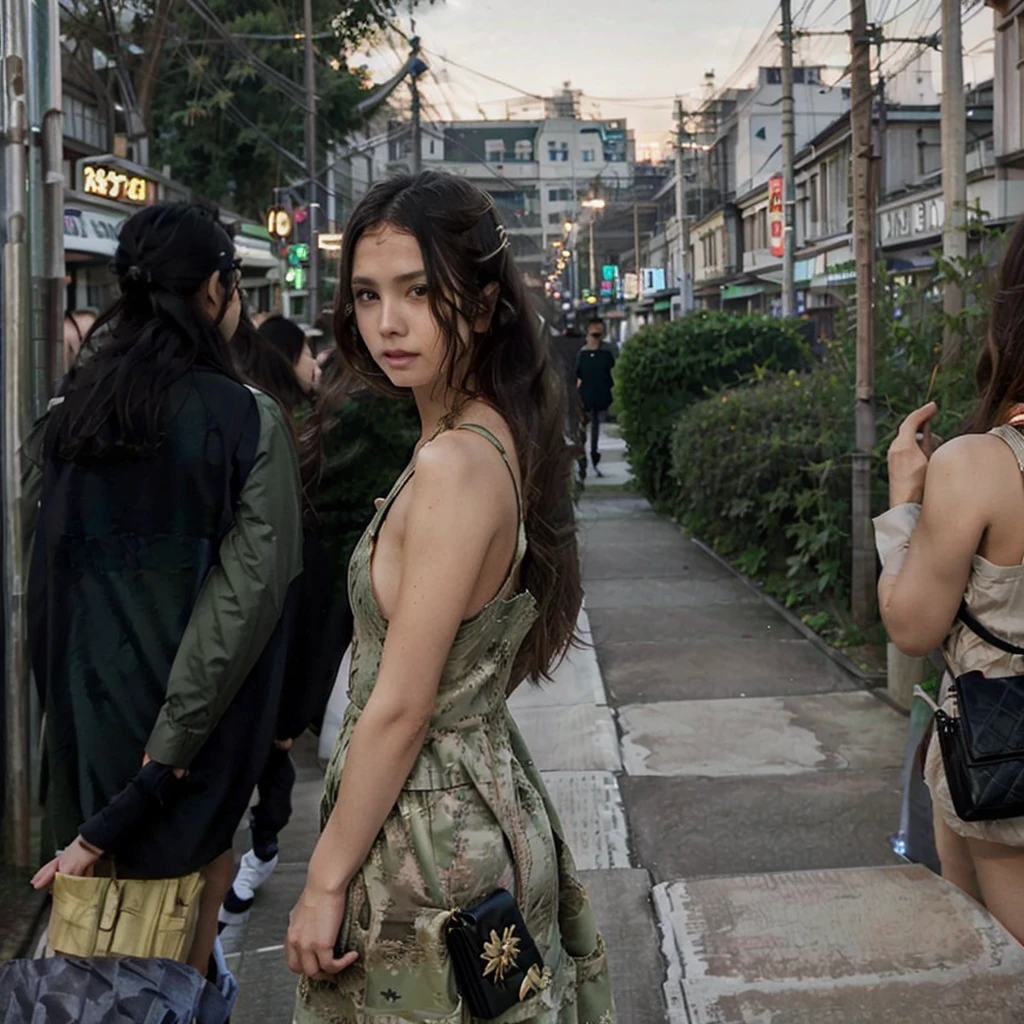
[768,174,784,258]
[81,164,154,205]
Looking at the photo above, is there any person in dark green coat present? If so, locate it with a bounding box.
[25,202,303,976]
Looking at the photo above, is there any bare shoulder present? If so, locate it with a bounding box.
[415,429,506,487]
[930,433,1017,478]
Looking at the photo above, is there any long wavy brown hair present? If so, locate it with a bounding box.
[968,214,1024,432]
[331,170,581,681]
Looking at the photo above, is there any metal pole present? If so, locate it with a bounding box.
[302,0,320,323]
[41,0,65,394]
[850,0,877,630]
[780,0,796,317]
[633,201,640,277]
[410,74,422,174]
[941,0,966,361]
[1,0,32,869]
[674,100,690,315]
[588,219,596,296]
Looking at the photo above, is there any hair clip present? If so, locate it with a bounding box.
[125,265,149,283]
[344,302,354,316]
[480,224,510,263]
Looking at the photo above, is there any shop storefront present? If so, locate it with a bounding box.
[232,224,279,314]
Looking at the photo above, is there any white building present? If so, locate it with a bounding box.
[379,109,635,284]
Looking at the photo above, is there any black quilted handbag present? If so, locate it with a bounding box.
[934,602,1024,822]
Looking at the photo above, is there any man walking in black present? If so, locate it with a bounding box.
[575,317,616,481]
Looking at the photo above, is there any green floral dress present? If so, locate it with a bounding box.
[294,424,615,1024]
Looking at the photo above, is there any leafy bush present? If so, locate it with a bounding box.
[667,264,986,622]
[614,312,810,503]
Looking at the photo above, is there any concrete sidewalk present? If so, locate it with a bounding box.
[227,428,1024,1023]
[583,431,1024,1023]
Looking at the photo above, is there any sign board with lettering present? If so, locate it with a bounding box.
[64,205,128,257]
[879,195,944,247]
[81,164,154,205]
[768,175,784,258]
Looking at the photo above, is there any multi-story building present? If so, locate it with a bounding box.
[987,0,1024,218]
[381,96,635,288]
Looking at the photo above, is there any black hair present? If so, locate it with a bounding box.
[234,314,308,414]
[258,314,309,367]
[49,202,240,461]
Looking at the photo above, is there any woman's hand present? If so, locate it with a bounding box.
[286,879,359,980]
[888,402,938,507]
[31,836,103,890]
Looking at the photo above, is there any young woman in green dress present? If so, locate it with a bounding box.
[286,171,615,1023]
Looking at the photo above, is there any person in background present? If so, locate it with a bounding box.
[27,202,303,979]
[575,317,616,481]
[259,314,322,399]
[62,309,97,373]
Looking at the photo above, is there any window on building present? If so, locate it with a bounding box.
[757,208,768,250]
[809,173,819,229]
[548,141,569,162]
[429,139,436,155]
[582,149,596,162]
[548,212,564,225]
[63,94,106,150]
[766,67,782,85]
[548,187,571,202]
[485,139,505,163]
[515,139,533,161]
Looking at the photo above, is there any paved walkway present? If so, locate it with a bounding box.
[227,429,1024,1023]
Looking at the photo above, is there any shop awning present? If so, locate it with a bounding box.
[653,298,672,312]
[64,200,128,258]
[720,283,765,301]
[234,236,278,271]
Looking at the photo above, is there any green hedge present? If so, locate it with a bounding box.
[614,311,809,503]
[668,334,979,621]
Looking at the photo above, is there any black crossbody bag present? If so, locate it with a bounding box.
[933,602,1024,822]
[444,889,549,1020]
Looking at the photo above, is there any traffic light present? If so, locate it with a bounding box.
[284,243,310,290]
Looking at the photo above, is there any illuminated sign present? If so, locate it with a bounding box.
[769,174,784,258]
[266,206,293,239]
[82,164,152,204]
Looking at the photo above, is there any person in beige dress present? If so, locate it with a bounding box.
[875,214,1024,945]
[285,171,615,1023]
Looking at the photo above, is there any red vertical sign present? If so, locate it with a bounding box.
[768,174,785,258]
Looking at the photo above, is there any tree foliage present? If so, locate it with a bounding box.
[63,0,436,216]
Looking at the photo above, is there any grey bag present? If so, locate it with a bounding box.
[0,955,231,1024]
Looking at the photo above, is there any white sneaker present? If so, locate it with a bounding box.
[219,848,279,922]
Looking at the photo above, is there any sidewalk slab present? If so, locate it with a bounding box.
[584,576,764,612]
[621,769,901,882]
[598,637,858,703]
[581,869,667,1024]
[540,771,631,870]
[512,704,621,772]
[618,692,905,778]
[589,605,803,645]
[654,865,1024,1024]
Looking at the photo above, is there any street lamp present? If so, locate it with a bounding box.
[581,198,606,210]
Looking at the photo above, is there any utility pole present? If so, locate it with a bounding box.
[302,0,320,324]
[940,0,966,361]
[410,36,423,174]
[780,0,796,317]
[1,0,32,869]
[674,98,690,316]
[41,0,65,395]
[850,0,877,629]
[589,219,597,295]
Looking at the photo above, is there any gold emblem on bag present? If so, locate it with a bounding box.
[481,925,521,983]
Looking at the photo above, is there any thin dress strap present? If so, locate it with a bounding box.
[989,424,1024,473]
[455,423,524,527]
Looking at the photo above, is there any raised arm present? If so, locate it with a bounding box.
[286,433,501,979]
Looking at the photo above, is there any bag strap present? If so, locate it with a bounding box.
[957,601,1024,657]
